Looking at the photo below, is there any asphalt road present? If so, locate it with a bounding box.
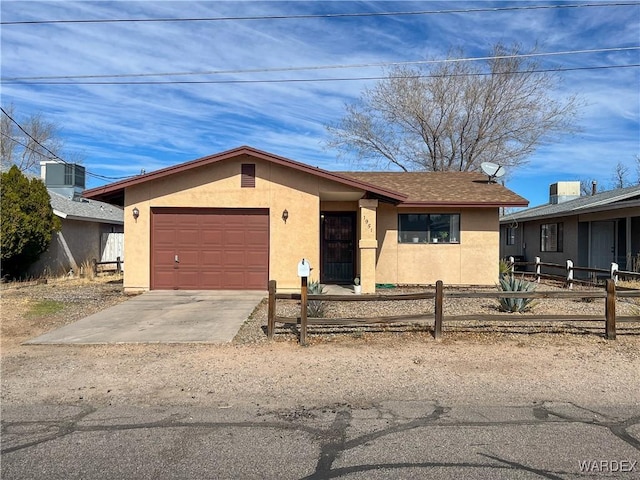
[2,401,639,479]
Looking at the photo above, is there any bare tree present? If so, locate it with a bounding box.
[1,104,66,174]
[611,161,630,189]
[326,43,581,172]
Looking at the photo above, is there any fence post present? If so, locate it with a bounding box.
[566,259,573,290]
[605,279,616,340]
[116,256,122,274]
[434,280,443,340]
[535,257,541,283]
[92,258,98,276]
[611,262,619,285]
[267,280,276,339]
[300,276,308,346]
[508,256,515,275]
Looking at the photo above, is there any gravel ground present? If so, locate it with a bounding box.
[2,276,639,410]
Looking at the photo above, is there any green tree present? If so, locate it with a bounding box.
[1,166,60,279]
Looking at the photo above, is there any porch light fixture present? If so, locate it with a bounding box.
[282,209,289,223]
[132,207,140,221]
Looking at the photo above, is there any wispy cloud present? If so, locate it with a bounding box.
[1,1,638,201]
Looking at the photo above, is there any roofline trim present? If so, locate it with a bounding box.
[400,201,529,208]
[83,146,408,203]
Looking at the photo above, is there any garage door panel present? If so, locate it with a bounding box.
[152,209,268,290]
[176,271,199,290]
[224,230,246,245]
[154,248,178,267]
[201,230,224,245]
[201,272,222,289]
[201,250,223,265]
[177,229,200,246]
[178,250,199,266]
[153,270,176,290]
[223,251,247,267]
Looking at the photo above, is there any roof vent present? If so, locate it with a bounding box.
[549,181,580,204]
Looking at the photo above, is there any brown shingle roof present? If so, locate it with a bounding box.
[341,171,528,207]
[83,145,527,208]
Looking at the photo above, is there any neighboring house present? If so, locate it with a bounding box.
[500,181,640,275]
[29,162,124,277]
[83,146,527,293]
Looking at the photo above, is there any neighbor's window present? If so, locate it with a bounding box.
[541,222,563,252]
[398,214,460,244]
[506,226,516,245]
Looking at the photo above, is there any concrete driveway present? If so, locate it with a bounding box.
[25,290,266,345]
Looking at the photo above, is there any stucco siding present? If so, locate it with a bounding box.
[375,206,500,286]
[123,157,363,292]
[29,219,122,277]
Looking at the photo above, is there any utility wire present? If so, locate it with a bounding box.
[5,64,638,85]
[1,109,135,180]
[0,107,67,164]
[4,46,638,82]
[2,2,638,25]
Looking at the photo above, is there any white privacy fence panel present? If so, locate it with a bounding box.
[101,233,124,270]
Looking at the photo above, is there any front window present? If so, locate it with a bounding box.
[541,223,563,252]
[398,214,460,244]
[506,226,516,245]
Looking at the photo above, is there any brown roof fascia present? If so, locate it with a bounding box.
[400,200,529,208]
[83,145,407,204]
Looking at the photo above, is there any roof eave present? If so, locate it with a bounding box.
[83,146,408,204]
[401,201,529,208]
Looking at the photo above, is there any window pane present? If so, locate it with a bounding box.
[398,213,460,244]
[541,223,558,252]
[398,214,427,243]
[429,214,460,243]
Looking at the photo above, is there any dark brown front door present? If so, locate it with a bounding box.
[151,208,269,290]
[321,212,356,284]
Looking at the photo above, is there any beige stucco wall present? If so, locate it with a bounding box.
[123,155,364,292]
[375,205,500,286]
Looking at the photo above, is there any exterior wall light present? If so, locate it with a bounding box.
[132,207,140,221]
[282,209,289,223]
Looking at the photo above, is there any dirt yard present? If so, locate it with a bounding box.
[1,276,639,410]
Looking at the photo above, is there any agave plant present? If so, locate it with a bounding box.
[307,279,327,317]
[497,275,537,312]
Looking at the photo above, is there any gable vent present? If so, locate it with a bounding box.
[241,163,256,188]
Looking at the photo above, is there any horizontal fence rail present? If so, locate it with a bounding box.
[508,256,640,288]
[267,279,640,345]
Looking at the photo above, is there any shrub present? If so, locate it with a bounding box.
[497,275,537,312]
[1,166,60,279]
[307,279,326,317]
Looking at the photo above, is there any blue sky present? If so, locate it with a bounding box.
[1,1,639,207]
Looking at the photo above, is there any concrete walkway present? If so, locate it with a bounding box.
[25,290,266,345]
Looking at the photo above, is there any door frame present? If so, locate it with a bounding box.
[320,211,357,284]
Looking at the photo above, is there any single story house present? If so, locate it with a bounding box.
[500,181,640,275]
[29,162,124,277]
[83,146,527,293]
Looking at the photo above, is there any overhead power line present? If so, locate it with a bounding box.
[4,64,638,85]
[1,108,134,181]
[2,2,638,25]
[3,46,638,83]
[0,106,67,164]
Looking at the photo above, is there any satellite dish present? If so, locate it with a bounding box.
[481,162,506,183]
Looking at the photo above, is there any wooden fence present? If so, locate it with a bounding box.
[508,256,640,288]
[92,257,123,276]
[267,279,640,345]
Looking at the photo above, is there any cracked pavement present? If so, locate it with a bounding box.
[2,401,639,479]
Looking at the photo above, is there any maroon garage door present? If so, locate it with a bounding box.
[151,208,269,290]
